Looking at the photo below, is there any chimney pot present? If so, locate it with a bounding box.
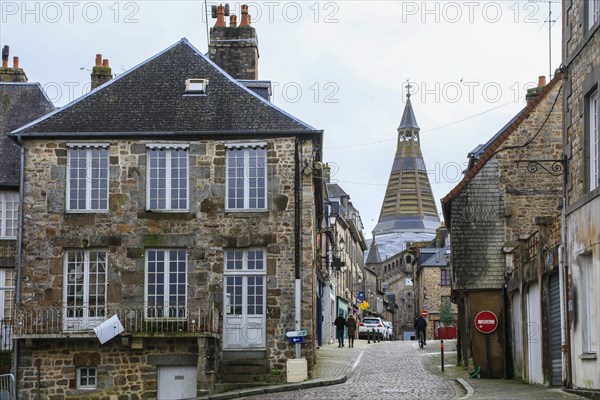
[215,4,226,27]
[95,54,102,67]
[13,56,19,69]
[1,45,8,68]
[240,4,250,26]
[230,15,237,27]
[537,75,547,88]
[102,59,109,67]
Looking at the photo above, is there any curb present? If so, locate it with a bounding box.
[455,377,474,399]
[196,375,348,400]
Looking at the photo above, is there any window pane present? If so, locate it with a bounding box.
[68,148,108,211]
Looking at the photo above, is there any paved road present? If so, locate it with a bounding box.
[245,340,457,399]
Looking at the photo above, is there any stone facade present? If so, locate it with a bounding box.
[563,0,600,391]
[13,136,320,398]
[442,75,564,380]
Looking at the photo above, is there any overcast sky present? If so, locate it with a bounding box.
[1,0,562,237]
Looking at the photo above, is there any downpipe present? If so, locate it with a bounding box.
[13,135,25,398]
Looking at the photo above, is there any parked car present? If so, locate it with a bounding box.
[384,320,394,340]
[358,317,386,340]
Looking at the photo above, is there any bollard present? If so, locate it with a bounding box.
[441,339,445,372]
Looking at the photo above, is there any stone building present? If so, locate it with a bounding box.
[6,12,323,399]
[413,228,456,342]
[0,46,55,374]
[562,0,600,392]
[317,183,367,346]
[442,74,564,379]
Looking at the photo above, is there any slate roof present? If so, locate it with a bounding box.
[398,97,419,130]
[12,39,317,137]
[0,83,55,187]
[441,73,563,209]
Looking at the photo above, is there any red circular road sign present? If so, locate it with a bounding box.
[475,310,498,334]
[421,309,429,317]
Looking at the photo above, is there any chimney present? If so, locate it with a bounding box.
[209,3,259,80]
[0,45,28,83]
[91,54,113,89]
[526,75,547,104]
[229,15,237,27]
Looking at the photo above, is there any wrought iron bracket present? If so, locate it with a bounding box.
[516,158,566,177]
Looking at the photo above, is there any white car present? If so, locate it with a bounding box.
[358,317,386,340]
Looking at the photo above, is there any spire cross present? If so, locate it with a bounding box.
[405,80,413,98]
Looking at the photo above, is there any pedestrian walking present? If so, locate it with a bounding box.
[334,313,347,347]
[415,315,427,348]
[347,314,357,348]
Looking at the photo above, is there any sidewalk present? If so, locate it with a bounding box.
[418,339,585,400]
[197,340,365,400]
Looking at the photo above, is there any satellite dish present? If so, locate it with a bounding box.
[94,315,125,344]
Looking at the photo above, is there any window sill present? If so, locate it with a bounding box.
[578,353,598,360]
[137,211,195,220]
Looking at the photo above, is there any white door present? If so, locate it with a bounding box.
[157,366,197,400]
[511,293,523,378]
[526,283,543,384]
[223,275,266,349]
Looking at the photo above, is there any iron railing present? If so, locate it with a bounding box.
[11,304,221,338]
[0,374,15,400]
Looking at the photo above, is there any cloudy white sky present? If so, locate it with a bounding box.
[1,0,562,237]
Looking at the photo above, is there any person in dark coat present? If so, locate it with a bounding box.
[415,315,427,347]
[334,313,347,347]
[347,314,357,348]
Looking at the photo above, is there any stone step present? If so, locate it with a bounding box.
[221,365,270,375]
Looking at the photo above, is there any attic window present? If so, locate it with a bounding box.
[185,78,208,94]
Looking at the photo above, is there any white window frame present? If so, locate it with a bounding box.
[185,78,208,94]
[589,0,600,29]
[76,367,97,389]
[224,249,266,315]
[66,144,109,212]
[580,253,598,354]
[225,143,267,211]
[144,249,188,319]
[63,250,108,331]
[146,144,189,212]
[0,269,15,320]
[589,89,599,191]
[0,191,18,238]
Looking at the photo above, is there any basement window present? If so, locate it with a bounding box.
[185,78,208,94]
[77,367,97,389]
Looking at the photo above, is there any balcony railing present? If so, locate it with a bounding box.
[10,304,221,338]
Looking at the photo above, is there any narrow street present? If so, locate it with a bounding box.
[245,339,457,400]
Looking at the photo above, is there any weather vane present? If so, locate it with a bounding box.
[405,80,412,98]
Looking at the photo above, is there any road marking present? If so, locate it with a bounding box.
[352,351,364,372]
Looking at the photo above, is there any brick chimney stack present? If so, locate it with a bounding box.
[209,3,259,80]
[526,75,547,104]
[0,45,28,83]
[91,53,113,89]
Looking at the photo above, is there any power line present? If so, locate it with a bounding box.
[325,100,514,150]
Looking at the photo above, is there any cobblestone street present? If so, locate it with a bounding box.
[244,339,457,400]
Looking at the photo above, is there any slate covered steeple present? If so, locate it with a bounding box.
[372,85,440,255]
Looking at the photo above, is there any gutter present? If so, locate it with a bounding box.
[13,134,25,398]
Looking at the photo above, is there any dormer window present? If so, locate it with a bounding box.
[185,78,208,94]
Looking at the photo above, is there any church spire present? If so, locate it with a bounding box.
[398,83,419,130]
[373,82,440,251]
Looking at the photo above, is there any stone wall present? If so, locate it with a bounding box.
[563,0,600,391]
[416,266,455,339]
[16,135,319,397]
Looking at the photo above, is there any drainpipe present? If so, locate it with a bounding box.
[13,134,25,398]
[294,138,302,359]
